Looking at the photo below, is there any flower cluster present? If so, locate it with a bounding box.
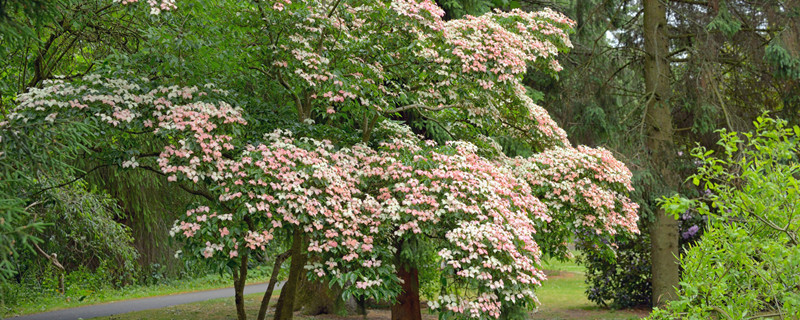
[161,127,402,299]
[391,0,445,31]
[508,146,639,240]
[444,8,573,77]
[8,76,245,183]
[253,0,576,148]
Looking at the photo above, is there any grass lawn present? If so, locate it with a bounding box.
[533,272,649,319]
[93,254,650,320]
[532,255,650,320]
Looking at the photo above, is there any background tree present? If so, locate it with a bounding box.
[642,0,680,306]
[522,0,800,308]
[0,0,143,109]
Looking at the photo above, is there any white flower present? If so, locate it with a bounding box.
[45,112,58,123]
[122,157,139,168]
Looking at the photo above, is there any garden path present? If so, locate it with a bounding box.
[6,282,284,320]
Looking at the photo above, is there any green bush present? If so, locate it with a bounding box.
[577,225,652,309]
[652,116,800,319]
[578,193,706,309]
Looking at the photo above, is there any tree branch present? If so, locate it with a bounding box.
[33,242,65,272]
[137,165,219,203]
[670,0,708,5]
[31,164,111,197]
[382,103,456,114]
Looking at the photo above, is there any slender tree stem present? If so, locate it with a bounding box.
[257,250,292,320]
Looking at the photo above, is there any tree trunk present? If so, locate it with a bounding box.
[643,0,680,307]
[391,243,422,320]
[273,231,308,320]
[233,251,250,320]
[294,257,364,316]
[391,264,422,320]
[295,274,343,315]
[257,250,291,320]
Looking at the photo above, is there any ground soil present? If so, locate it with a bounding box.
[299,309,438,320]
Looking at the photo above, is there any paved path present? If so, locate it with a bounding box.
[7,281,284,320]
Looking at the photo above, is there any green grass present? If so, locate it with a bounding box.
[2,265,276,318]
[541,253,588,275]
[532,252,649,319]
[533,271,648,319]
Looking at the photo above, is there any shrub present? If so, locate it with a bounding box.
[577,225,652,309]
[651,116,800,319]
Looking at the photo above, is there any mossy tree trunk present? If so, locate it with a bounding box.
[295,276,345,315]
[294,257,366,316]
[644,0,680,307]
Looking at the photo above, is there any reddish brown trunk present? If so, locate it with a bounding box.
[391,262,422,320]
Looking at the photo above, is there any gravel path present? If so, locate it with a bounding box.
[6,281,284,320]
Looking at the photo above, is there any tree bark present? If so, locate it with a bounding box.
[391,264,422,320]
[273,231,308,320]
[643,0,681,307]
[295,275,346,315]
[391,242,422,320]
[233,251,250,320]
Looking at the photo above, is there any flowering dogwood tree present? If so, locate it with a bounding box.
[4,70,639,320]
[1,1,643,320]
[3,76,638,320]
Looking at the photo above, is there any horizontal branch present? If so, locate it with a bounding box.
[667,47,688,59]
[31,164,111,197]
[137,165,219,204]
[382,103,456,114]
[670,0,708,5]
[669,27,780,39]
